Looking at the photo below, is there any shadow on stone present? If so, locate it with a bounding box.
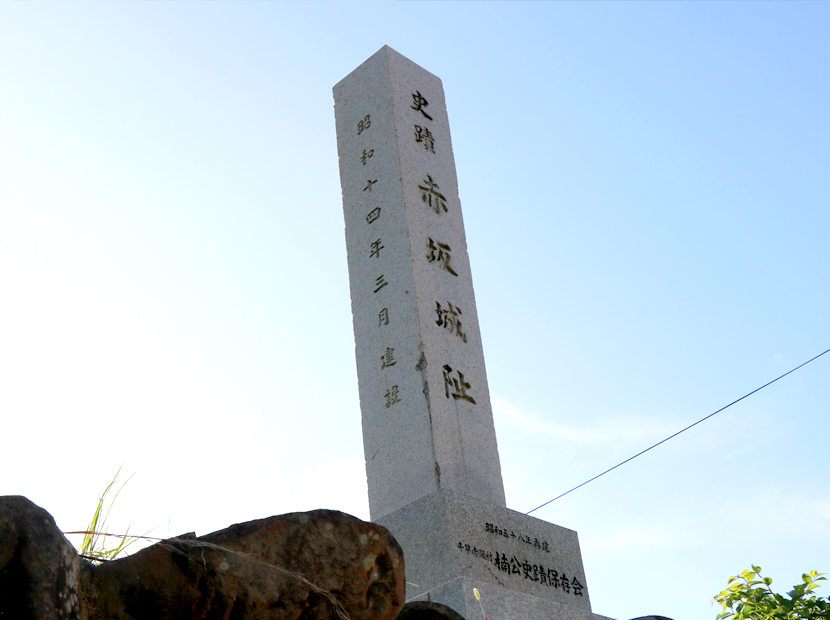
[0,496,80,620]
[397,601,467,620]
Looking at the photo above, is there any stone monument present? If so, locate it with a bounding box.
[334,46,613,620]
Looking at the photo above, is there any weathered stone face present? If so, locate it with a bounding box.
[82,509,405,620]
[375,489,594,620]
[0,497,405,620]
[0,496,81,620]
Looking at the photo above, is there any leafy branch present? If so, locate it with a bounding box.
[714,565,829,620]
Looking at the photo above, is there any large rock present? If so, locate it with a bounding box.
[83,509,405,620]
[0,496,81,620]
[0,497,405,620]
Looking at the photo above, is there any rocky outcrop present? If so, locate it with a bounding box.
[0,496,81,620]
[0,496,405,620]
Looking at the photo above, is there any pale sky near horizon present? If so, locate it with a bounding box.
[1,3,829,620]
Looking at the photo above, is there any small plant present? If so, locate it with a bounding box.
[473,588,488,620]
[77,467,140,563]
[714,565,829,620]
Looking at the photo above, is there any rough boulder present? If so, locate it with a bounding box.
[0,496,405,620]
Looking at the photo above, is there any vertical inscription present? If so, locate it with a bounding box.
[435,301,466,342]
[373,274,388,293]
[385,385,401,408]
[426,237,458,276]
[408,90,478,408]
[414,125,435,153]
[370,239,384,258]
[366,207,381,223]
[411,92,433,120]
[418,175,447,213]
[380,347,397,369]
[335,47,507,517]
[356,104,403,412]
[442,364,475,404]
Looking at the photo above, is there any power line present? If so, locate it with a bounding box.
[525,346,830,515]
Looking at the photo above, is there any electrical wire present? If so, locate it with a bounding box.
[525,346,830,515]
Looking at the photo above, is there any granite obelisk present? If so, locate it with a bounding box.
[334,46,611,620]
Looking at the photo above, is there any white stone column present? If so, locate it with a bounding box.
[334,46,506,521]
[334,47,605,620]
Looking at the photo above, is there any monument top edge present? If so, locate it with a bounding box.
[332,45,442,93]
[378,489,579,538]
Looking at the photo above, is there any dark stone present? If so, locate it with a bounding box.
[82,508,405,620]
[0,497,405,620]
[397,601,466,620]
[0,496,81,620]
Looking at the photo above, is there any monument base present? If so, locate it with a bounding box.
[375,490,614,620]
[408,577,614,620]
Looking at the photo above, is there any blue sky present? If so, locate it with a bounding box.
[1,4,828,620]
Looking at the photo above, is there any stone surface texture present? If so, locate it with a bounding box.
[416,577,610,620]
[334,45,506,521]
[375,489,595,619]
[0,497,405,620]
[0,496,81,620]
